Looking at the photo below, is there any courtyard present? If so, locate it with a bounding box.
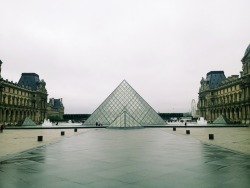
[0,128,250,188]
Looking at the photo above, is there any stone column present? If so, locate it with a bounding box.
[247,105,250,124]
[35,112,37,121]
[0,109,2,122]
[248,87,250,100]
[243,106,246,124]
[14,111,17,123]
[245,87,247,98]
[0,90,2,105]
[10,110,13,123]
[239,108,242,120]
[231,109,234,121]
[7,111,10,122]
[2,110,5,123]
[236,109,239,120]
[16,111,19,122]
[20,111,23,122]
[12,111,15,123]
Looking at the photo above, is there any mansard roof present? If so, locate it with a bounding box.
[49,98,64,109]
[18,73,41,91]
[206,71,226,89]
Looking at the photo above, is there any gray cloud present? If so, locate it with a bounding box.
[1,0,250,113]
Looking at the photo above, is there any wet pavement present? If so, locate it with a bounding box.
[0,128,250,188]
[0,129,88,158]
[165,127,250,155]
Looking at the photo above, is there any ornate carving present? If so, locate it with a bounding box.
[37,79,47,93]
[199,77,210,92]
[241,44,250,64]
[242,75,250,84]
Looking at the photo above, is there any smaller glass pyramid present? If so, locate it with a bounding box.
[213,115,230,124]
[83,80,166,127]
[22,117,37,126]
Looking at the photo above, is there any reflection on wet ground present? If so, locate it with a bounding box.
[0,129,250,188]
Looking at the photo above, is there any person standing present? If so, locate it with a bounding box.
[0,124,3,133]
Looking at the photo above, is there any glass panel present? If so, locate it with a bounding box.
[83,80,166,127]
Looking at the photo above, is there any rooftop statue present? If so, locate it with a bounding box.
[241,44,250,63]
[0,60,2,78]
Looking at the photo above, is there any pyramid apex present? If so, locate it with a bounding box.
[84,80,166,127]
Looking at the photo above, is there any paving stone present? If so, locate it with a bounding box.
[0,128,250,187]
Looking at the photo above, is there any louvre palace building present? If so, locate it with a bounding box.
[0,60,64,125]
[198,44,250,124]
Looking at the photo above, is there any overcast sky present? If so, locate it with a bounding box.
[0,0,250,114]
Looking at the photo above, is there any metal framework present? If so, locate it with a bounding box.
[83,80,166,127]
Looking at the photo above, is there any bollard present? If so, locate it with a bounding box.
[209,134,214,140]
[173,127,176,131]
[61,131,65,136]
[37,136,43,142]
[74,128,77,132]
[186,130,190,134]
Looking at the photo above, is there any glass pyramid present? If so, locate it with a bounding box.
[22,117,37,126]
[213,115,230,124]
[83,80,166,127]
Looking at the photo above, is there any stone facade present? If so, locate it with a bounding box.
[198,44,250,124]
[47,98,64,121]
[0,61,48,125]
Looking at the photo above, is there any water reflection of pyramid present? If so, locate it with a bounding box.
[83,80,166,127]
